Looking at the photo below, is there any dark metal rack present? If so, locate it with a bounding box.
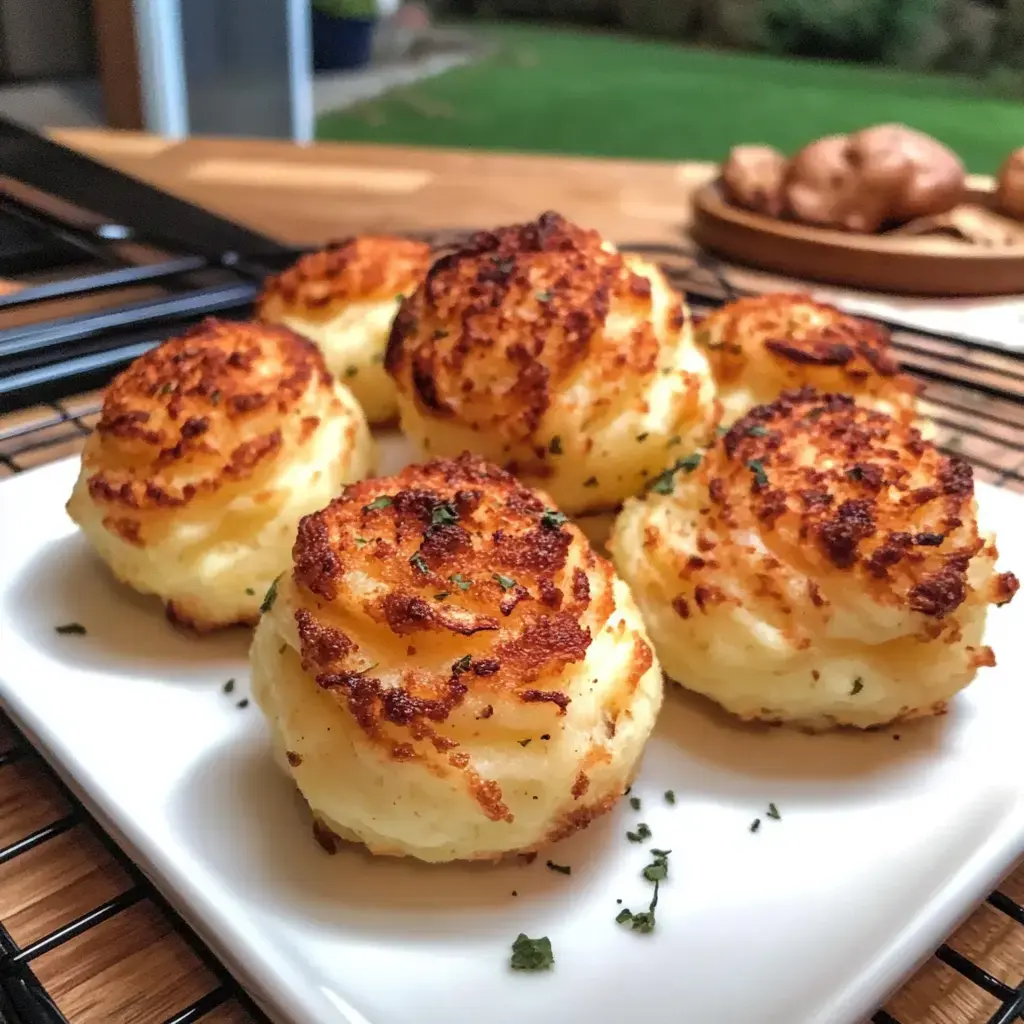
[0,120,1022,1023]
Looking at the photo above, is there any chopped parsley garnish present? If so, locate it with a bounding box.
[159,382,174,395]
[245,587,255,596]
[540,508,568,530]
[667,435,682,447]
[636,432,649,442]
[747,424,769,437]
[629,796,641,811]
[643,859,668,882]
[55,622,87,635]
[649,453,702,495]
[747,459,769,488]
[626,822,652,842]
[716,424,729,436]
[536,289,554,302]
[493,573,517,590]
[237,699,249,709]
[432,328,449,340]
[510,933,554,971]
[750,818,762,833]
[223,679,235,694]
[449,573,472,591]
[430,501,459,528]
[664,790,676,804]
[260,576,281,614]
[549,435,563,455]
[493,255,516,275]
[850,677,864,696]
[452,654,473,674]
[583,476,598,487]
[617,881,661,933]
[363,495,393,512]
[210,389,221,404]
[434,591,450,601]
[518,738,532,747]
[396,293,405,302]
[345,366,358,378]
[847,466,864,481]
[766,802,781,820]
[410,552,430,575]
[650,848,671,857]
[546,860,571,875]
[355,536,369,548]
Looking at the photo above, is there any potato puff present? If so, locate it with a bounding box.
[250,452,663,862]
[67,318,374,631]
[258,235,432,424]
[695,293,922,428]
[385,211,718,515]
[610,388,1017,730]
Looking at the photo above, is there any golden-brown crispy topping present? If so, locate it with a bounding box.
[705,388,990,618]
[257,235,432,318]
[291,453,610,747]
[385,211,669,443]
[86,319,330,510]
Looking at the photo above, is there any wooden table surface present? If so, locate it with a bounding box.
[1,129,1021,1024]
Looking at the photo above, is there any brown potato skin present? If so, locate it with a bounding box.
[721,144,788,218]
[997,147,1024,222]
[784,125,965,233]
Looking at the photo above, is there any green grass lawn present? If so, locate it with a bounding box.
[316,21,1024,173]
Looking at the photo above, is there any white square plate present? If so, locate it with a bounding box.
[1,453,1022,1024]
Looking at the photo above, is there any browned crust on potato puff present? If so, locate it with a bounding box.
[545,790,619,844]
[690,388,1008,621]
[384,211,669,442]
[165,599,258,634]
[290,451,622,821]
[697,293,919,405]
[256,235,432,322]
[85,318,332,512]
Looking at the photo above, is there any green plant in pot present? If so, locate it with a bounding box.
[312,0,382,71]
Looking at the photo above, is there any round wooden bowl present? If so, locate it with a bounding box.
[691,181,1024,296]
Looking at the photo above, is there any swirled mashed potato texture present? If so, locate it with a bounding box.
[257,236,432,424]
[67,318,374,631]
[385,212,717,515]
[696,294,921,427]
[610,389,1017,730]
[250,453,663,862]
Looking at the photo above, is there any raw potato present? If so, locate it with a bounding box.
[257,236,432,424]
[785,124,965,233]
[250,453,663,863]
[385,211,718,516]
[721,144,787,217]
[66,318,374,631]
[996,147,1024,222]
[610,389,1018,730]
[695,293,922,426]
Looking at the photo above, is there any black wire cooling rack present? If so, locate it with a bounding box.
[0,119,1022,1023]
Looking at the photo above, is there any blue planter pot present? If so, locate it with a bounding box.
[312,12,376,71]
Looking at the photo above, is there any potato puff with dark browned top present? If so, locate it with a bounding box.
[385,211,718,516]
[610,388,1017,730]
[66,318,375,631]
[695,293,922,427]
[250,452,663,862]
[257,235,432,424]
